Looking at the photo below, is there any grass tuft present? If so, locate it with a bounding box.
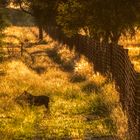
[82,81,101,93]
[70,73,87,83]
[88,96,110,117]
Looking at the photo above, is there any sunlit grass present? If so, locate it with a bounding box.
[119,30,140,72]
[3,26,38,46]
[0,50,126,139]
[0,23,127,139]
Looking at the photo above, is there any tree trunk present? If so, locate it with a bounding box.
[39,25,43,40]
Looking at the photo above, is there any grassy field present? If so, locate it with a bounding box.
[0,24,128,139]
[0,7,133,139]
[119,32,140,72]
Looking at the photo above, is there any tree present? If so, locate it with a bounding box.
[11,0,46,40]
[11,0,140,44]
[0,0,9,7]
[57,0,86,37]
[11,0,60,40]
[57,0,140,44]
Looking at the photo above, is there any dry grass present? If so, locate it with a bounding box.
[0,8,128,139]
[119,30,140,72]
[0,24,127,139]
[3,26,38,46]
[4,9,137,139]
[0,59,127,139]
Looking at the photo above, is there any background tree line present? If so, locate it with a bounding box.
[2,0,140,44]
[0,0,9,44]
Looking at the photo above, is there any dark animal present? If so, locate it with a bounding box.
[15,91,50,109]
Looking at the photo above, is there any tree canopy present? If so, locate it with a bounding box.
[57,0,140,43]
[10,0,140,44]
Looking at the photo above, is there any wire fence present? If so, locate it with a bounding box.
[1,26,140,139]
[45,26,140,140]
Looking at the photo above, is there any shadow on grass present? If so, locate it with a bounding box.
[82,81,102,94]
[131,54,140,60]
[69,73,87,83]
[0,70,6,76]
[31,66,47,74]
[82,75,113,93]
[46,48,74,72]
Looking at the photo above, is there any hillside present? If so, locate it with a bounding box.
[0,8,127,139]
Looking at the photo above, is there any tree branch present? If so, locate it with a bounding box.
[19,0,33,16]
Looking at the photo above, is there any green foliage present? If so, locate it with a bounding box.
[11,0,140,43]
[12,0,56,26]
[57,0,86,37]
[57,0,140,43]
[87,0,140,43]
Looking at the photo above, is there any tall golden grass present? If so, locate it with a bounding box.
[119,31,140,72]
[0,25,128,139]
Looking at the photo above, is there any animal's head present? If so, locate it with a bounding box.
[16,91,31,100]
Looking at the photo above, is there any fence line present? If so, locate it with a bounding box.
[45,26,140,139]
[1,27,140,139]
